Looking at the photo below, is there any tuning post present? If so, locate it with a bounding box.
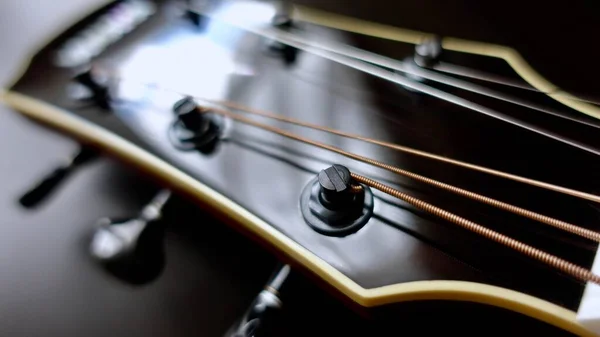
[169,97,225,153]
[271,0,294,29]
[396,37,442,93]
[300,165,374,236]
[267,1,299,66]
[70,66,113,110]
[414,36,443,68]
[89,189,172,285]
[182,0,208,28]
[18,145,98,208]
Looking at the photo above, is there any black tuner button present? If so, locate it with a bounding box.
[414,37,442,68]
[169,97,224,153]
[184,8,202,27]
[18,146,98,208]
[300,165,374,236]
[72,67,112,110]
[89,190,171,285]
[318,165,354,208]
[173,96,210,131]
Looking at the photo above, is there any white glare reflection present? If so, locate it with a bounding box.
[119,33,236,100]
[209,0,276,27]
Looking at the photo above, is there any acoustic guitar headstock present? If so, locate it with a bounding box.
[3,1,600,336]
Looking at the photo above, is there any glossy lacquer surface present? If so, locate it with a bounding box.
[10,0,600,315]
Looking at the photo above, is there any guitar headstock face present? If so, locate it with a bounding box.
[7,0,600,332]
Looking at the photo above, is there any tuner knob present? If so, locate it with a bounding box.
[414,37,442,67]
[173,96,210,132]
[226,265,290,337]
[89,190,171,285]
[169,97,224,152]
[300,165,374,236]
[317,164,353,208]
[18,146,98,208]
[72,67,112,110]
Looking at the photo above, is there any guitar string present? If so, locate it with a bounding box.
[103,68,600,239]
[195,104,600,284]
[185,13,600,157]
[104,50,600,205]
[431,61,600,106]
[432,62,539,92]
[350,173,600,285]
[292,5,600,120]
[204,5,600,125]
[111,71,600,224]
[204,99,600,205]
[199,104,600,242]
[264,31,600,130]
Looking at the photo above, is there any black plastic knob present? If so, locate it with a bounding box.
[300,165,374,236]
[173,97,209,132]
[73,68,111,110]
[317,164,353,208]
[18,146,98,208]
[169,97,224,152]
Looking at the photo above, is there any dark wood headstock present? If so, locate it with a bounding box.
[3,1,600,335]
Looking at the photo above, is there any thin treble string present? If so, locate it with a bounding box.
[250,24,600,130]
[294,6,600,118]
[179,11,600,157]
[430,61,600,106]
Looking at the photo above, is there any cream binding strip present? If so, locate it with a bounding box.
[0,90,595,337]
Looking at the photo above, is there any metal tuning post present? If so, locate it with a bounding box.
[395,37,443,94]
[226,264,291,337]
[18,146,98,208]
[268,1,299,65]
[391,37,441,95]
[89,189,172,285]
[414,36,443,68]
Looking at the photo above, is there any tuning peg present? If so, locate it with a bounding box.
[227,264,290,337]
[414,36,442,68]
[70,66,112,110]
[271,0,294,28]
[18,146,98,208]
[89,189,171,285]
[169,97,224,152]
[267,1,299,66]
